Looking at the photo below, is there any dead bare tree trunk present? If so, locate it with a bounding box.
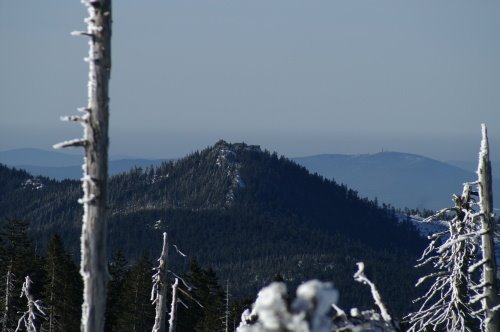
[152,232,169,332]
[16,276,46,332]
[224,280,229,332]
[168,278,179,332]
[54,1,112,331]
[477,124,499,332]
[2,269,13,332]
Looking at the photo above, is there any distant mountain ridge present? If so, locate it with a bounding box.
[0,148,167,180]
[447,159,500,180]
[0,148,84,167]
[293,152,500,211]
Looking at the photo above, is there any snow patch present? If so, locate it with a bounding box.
[398,213,447,237]
[22,178,44,190]
[151,173,168,184]
[153,220,162,230]
[216,148,236,167]
[214,144,246,206]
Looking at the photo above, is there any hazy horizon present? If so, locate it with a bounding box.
[0,143,497,164]
[1,1,499,162]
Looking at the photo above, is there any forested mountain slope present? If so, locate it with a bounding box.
[0,141,426,315]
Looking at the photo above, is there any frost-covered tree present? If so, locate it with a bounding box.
[407,124,499,332]
[353,262,397,328]
[151,232,169,332]
[237,280,336,332]
[54,1,112,331]
[15,276,45,332]
[1,270,14,332]
[331,263,400,332]
[237,264,399,332]
[405,185,481,332]
[475,124,499,332]
[168,278,179,332]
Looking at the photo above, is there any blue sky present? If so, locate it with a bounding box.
[1,1,499,161]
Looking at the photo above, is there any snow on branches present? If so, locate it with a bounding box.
[237,263,399,332]
[353,262,393,324]
[54,1,112,331]
[15,276,46,332]
[406,125,500,332]
[476,124,500,331]
[405,185,482,332]
[151,232,169,332]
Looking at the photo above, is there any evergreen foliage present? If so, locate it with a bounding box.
[113,256,155,331]
[0,219,42,332]
[0,141,428,317]
[105,250,128,332]
[42,235,81,332]
[177,260,225,332]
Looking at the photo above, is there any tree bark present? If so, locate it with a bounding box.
[79,1,112,331]
[477,124,499,332]
[168,279,179,332]
[224,281,229,332]
[2,269,13,332]
[152,232,169,332]
[53,1,111,331]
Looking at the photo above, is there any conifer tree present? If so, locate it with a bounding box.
[105,250,128,332]
[0,220,40,332]
[177,261,224,332]
[41,235,81,332]
[114,257,154,331]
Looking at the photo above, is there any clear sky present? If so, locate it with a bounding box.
[1,1,499,161]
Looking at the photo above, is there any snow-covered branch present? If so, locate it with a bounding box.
[476,124,500,332]
[406,183,482,332]
[152,232,169,332]
[15,276,46,332]
[353,262,392,323]
[237,269,398,332]
[168,278,179,332]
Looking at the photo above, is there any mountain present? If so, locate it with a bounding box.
[0,141,427,315]
[447,159,500,181]
[293,152,500,211]
[0,148,84,167]
[0,148,167,180]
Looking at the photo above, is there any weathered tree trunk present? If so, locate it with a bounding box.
[79,1,112,331]
[224,281,229,332]
[54,1,112,331]
[477,124,499,332]
[168,278,179,332]
[2,269,13,332]
[152,232,169,332]
[48,263,55,332]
